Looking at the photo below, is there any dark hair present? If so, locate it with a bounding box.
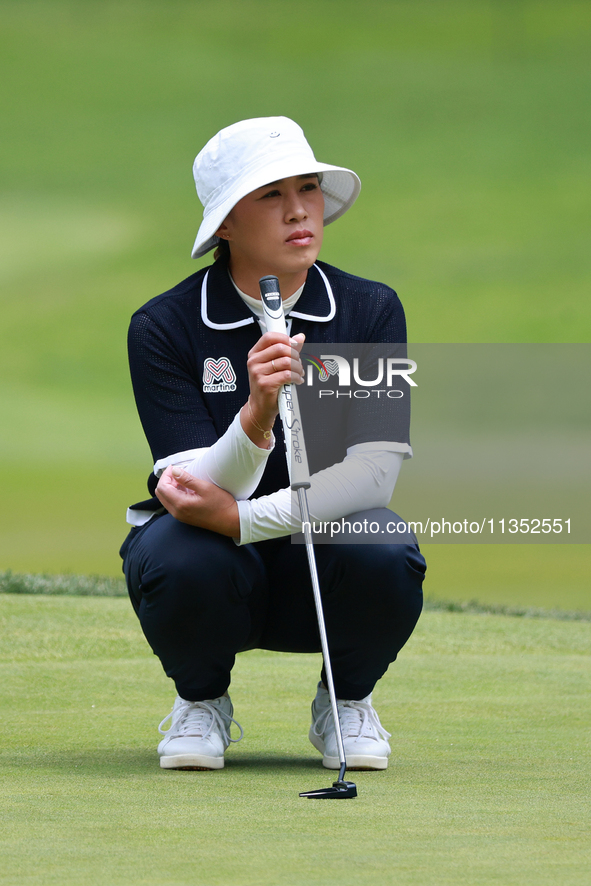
[213,238,230,261]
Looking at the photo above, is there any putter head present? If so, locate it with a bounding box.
[299,780,357,799]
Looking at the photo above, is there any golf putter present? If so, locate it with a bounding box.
[259,275,357,800]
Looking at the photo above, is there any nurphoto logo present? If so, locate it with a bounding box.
[304,354,417,398]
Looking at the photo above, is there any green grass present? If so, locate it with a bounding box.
[0,1,590,580]
[0,570,127,598]
[2,569,590,621]
[1,594,589,885]
[1,7,588,880]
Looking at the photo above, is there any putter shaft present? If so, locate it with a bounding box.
[259,274,356,798]
[297,487,347,776]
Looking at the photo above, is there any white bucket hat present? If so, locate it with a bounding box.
[191,116,361,258]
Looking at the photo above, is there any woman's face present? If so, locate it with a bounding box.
[216,174,325,278]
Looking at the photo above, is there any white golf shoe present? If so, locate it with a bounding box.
[309,683,392,770]
[157,694,243,770]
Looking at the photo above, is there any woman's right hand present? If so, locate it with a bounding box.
[241,331,305,445]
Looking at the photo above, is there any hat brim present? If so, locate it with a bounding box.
[190,160,361,259]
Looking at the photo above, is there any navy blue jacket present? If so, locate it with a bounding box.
[127,258,409,508]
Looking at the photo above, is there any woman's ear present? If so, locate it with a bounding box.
[215,222,230,240]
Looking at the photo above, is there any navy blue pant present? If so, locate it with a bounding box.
[121,509,425,702]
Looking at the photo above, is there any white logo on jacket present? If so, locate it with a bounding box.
[203,357,237,392]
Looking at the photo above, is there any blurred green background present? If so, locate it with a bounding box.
[1,0,589,607]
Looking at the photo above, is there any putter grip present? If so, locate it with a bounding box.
[259,275,287,334]
[258,276,311,490]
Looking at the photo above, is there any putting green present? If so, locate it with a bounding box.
[1,594,589,885]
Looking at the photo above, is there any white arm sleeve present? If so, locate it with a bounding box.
[236,445,404,545]
[153,411,274,501]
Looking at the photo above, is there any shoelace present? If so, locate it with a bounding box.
[312,698,392,743]
[159,699,244,743]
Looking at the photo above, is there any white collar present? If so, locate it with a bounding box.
[200,262,336,331]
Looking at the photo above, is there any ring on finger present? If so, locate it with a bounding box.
[272,359,277,372]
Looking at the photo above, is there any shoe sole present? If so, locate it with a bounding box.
[159,754,224,770]
[321,753,388,771]
[309,730,388,771]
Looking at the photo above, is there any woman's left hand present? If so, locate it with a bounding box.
[155,466,240,539]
